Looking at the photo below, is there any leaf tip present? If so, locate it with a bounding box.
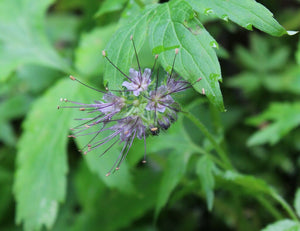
[287,30,298,36]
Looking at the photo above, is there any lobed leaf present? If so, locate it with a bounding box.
[14,79,77,231]
[196,156,215,211]
[149,0,224,111]
[186,0,287,36]
[247,102,300,146]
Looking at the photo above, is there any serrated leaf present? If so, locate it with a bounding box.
[75,25,117,77]
[69,80,134,193]
[294,188,300,218]
[149,0,224,111]
[247,102,300,146]
[196,156,215,211]
[103,5,157,89]
[0,0,70,81]
[262,219,300,231]
[187,0,287,36]
[14,79,78,231]
[95,0,128,17]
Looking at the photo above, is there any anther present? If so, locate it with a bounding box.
[116,167,120,170]
[105,87,109,91]
[84,151,88,155]
[106,172,111,177]
[70,75,76,81]
[142,160,147,163]
[79,108,85,111]
[64,98,68,102]
[175,48,179,54]
[155,54,159,59]
[60,98,63,102]
[202,88,206,95]
[68,135,74,138]
[130,35,133,40]
[197,77,202,82]
[57,105,60,109]
[84,124,90,128]
[150,127,158,132]
[102,50,106,57]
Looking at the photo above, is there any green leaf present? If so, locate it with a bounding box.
[103,5,156,89]
[196,156,215,211]
[75,25,117,77]
[69,81,134,193]
[186,0,287,36]
[0,0,70,81]
[221,171,273,194]
[294,188,300,218]
[95,0,128,17]
[14,79,78,231]
[297,37,300,66]
[152,116,196,217]
[155,151,190,218]
[149,0,224,111]
[0,121,16,146]
[262,219,300,231]
[73,165,158,231]
[247,102,300,146]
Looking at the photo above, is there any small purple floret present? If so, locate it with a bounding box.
[122,68,151,96]
[146,86,174,113]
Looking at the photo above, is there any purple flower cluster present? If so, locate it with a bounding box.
[58,39,201,176]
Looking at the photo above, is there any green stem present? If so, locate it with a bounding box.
[271,191,299,222]
[195,146,229,170]
[256,196,283,220]
[184,112,233,170]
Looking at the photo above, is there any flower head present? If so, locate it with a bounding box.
[58,37,202,176]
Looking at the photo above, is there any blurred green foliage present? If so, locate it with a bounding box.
[0,0,300,230]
